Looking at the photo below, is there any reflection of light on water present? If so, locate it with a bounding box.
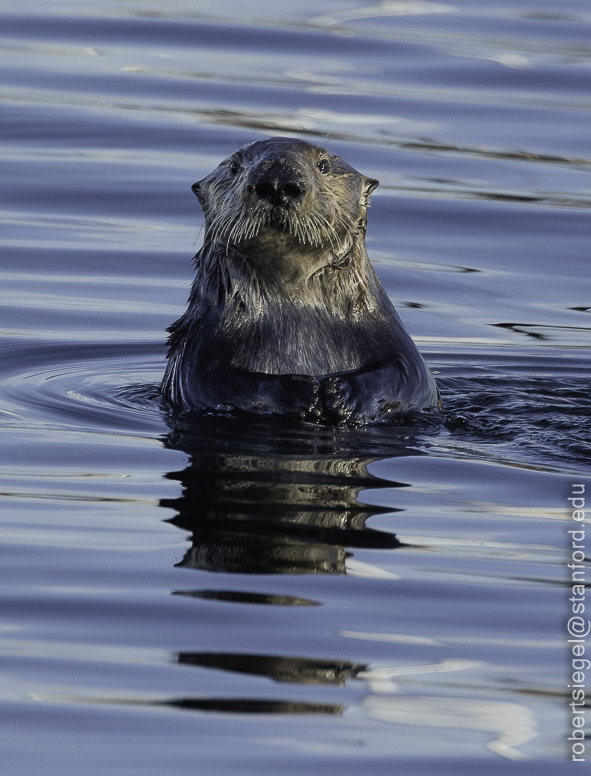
[364,695,537,759]
[358,657,483,686]
[310,1,456,27]
[353,656,538,758]
[339,629,562,649]
[340,630,441,646]
[357,658,482,695]
[289,106,439,135]
[448,49,531,69]
[461,503,591,525]
[345,559,400,579]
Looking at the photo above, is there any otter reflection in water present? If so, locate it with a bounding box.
[154,416,426,719]
[160,416,423,576]
[162,137,440,423]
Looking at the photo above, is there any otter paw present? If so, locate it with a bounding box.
[321,376,354,421]
[282,374,321,417]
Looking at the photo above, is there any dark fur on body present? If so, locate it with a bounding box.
[162,138,440,423]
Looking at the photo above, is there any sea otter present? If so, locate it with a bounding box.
[161,137,440,423]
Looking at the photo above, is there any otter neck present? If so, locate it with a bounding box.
[207,239,392,376]
[222,230,354,289]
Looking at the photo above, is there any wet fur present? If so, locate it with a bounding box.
[162,138,440,423]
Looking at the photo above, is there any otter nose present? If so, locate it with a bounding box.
[252,167,304,207]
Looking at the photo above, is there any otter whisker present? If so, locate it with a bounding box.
[313,212,341,251]
[305,214,325,249]
[227,212,249,247]
[218,210,240,241]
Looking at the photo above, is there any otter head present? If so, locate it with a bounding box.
[192,138,379,285]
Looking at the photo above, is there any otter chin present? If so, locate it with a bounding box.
[161,137,441,423]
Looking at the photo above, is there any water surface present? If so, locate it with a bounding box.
[1,1,590,773]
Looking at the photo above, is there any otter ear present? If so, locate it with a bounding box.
[362,177,379,205]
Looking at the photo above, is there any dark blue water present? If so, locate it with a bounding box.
[1,1,590,773]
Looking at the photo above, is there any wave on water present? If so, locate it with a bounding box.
[1,340,588,473]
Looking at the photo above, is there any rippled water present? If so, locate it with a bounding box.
[1,1,590,773]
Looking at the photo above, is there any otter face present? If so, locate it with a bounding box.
[192,138,378,273]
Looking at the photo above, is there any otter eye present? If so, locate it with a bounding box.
[229,160,240,175]
[317,159,330,174]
